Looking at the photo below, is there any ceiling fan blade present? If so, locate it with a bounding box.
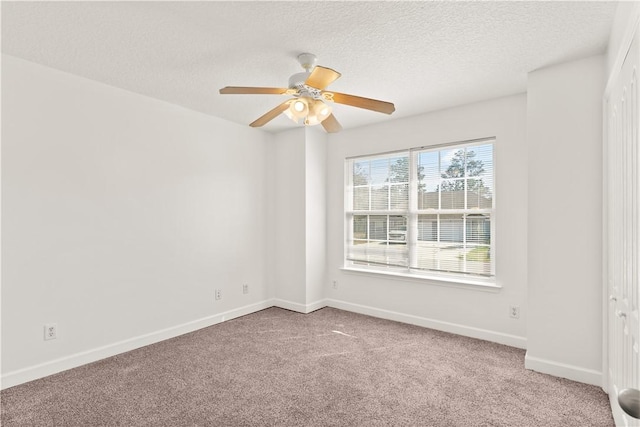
[220,86,290,95]
[321,114,342,133]
[305,66,341,90]
[249,101,291,127]
[323,91,395,114]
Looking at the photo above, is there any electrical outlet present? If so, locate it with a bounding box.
[332,280,338,289]
[44,323,57,340]
[242,284,249,294]
[215,289,222,300]
[509,306,520,319]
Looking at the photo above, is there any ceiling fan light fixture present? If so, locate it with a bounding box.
[318,104,331,118]
[288,98,309,120]
[305,99,332,126]
[293,99,306,112]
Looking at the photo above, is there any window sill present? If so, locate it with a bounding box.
[340,266,501,292]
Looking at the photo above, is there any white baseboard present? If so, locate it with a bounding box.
[272,298,328,314]
[524,353,602,387]
[325,298,527,349]
[1,299,273,390]
[1,297,542,390]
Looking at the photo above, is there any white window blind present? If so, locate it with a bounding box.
[345,139,495,279]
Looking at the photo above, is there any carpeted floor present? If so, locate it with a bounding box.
[1,307,613,426]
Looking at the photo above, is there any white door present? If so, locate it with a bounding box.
[605,22,640,427]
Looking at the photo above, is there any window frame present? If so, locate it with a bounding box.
[343,137,497,287]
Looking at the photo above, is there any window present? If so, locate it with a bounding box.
[345,139,494,281]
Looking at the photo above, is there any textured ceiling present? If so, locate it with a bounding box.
[1,1,617,132]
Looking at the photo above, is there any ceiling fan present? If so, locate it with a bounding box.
[219,53,395,133]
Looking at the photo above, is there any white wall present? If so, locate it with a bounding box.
[526,55,604,386]
[272,128,307,307]
[1,55,273,387]
[271,126,327,311]
[325,94,528,348]
[304,127,327,306]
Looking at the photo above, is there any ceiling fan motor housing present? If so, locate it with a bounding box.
[288,72,311,90]
[289,52,319,91]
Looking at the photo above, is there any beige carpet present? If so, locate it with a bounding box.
[1,307,613,426]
